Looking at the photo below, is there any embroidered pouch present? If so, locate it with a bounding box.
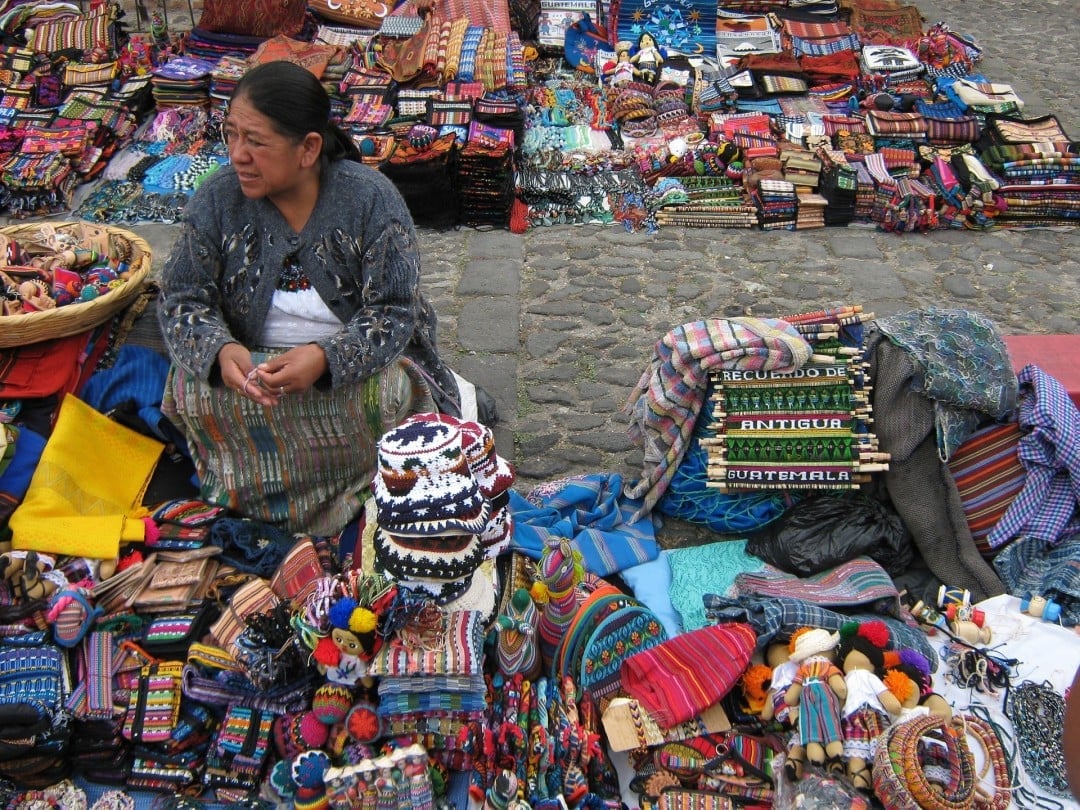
[657,789,736,810]
[121,660,183,744]
[63,60,117,87]
[982,113,1072,145]
[141,600,221,660]
[203,704,275,794]
[0,47,35,73]
[308,0,388,29]
[270,536,328,603]
[427,98,473,126]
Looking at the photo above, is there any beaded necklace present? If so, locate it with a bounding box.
[1006,680,1070,797]
[963,703,1067,810]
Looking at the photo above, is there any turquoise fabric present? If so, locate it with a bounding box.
[667,540,765,632]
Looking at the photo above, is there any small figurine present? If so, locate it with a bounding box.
[784,628,847,773]
[630,32,664,84]
[836,621,902,791]
[605,41,635,86]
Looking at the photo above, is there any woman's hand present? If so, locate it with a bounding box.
[218,342,282,407]
[254,343,329,399]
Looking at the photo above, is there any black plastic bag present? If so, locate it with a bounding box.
[746,493,913,577]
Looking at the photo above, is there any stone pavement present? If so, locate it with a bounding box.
[14,0,1080,543]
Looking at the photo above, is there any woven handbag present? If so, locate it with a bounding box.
[308,0,388,29]
[121,660,183,744]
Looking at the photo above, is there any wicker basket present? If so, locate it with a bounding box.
[0,222,152,348]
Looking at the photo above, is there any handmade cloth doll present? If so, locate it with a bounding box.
[630,32,664,83]
[836,621,902,790]
[606,42,636,86]
[760,632,809,780]
[495,587,542,679]
[535,539,584,669]
[784,627,847,771]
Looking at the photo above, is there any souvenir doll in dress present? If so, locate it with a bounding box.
[784,627,847,772]
[759,632,809,780]
[836,621,902,791]
[605,42,636,86]
[630,32,664,84]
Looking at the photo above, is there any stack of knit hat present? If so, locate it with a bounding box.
[372,414,515,617]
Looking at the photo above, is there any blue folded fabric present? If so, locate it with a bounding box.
[508,472,660,576]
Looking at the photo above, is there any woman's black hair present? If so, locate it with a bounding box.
[231,61,361,166]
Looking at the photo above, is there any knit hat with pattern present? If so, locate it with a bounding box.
[373,416,490,536]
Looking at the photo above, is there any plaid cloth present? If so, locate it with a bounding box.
[993,533,1080,627]
[702,593,938,669]
[988,365,1080,548]
[624,319,812,519]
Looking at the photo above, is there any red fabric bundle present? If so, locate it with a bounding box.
[620,622,757,728]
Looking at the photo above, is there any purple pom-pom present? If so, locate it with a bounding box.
[900,648,931,676]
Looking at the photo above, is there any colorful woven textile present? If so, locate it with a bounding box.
[705,353,881,492]
[507,472,659,577]
[993,533,1080,627]
[162,354,434,536]
[947,421,1026,556]
[367,610,485,677]
[874,308,1017,461]
[734,556,902,616]
[701,593,938,668]
[987,365,1080,548]
[620,622,756,728]
[667,540,766,632]
[624,318,812,519]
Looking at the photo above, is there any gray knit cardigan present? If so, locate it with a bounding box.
[157,160,459,408]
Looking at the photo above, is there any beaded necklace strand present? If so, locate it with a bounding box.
[964,703,1067,810]
[1005,680,1071,797]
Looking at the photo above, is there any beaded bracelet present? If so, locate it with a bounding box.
[954,713,1010,810]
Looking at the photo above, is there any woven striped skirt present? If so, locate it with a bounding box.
[162,354,436,536]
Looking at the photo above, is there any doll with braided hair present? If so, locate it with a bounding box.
[836,621,902,791]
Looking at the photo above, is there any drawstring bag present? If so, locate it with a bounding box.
[564,13,610,74]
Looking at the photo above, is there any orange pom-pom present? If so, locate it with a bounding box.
[313,635,341,667]
[882,650,901,670]
[741,663,773,712]
[883,668,917,704]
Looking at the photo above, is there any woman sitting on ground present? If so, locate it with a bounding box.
[158,60,460,536]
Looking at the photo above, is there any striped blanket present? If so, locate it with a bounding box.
[624,318,812,520]
[734,556,901,616]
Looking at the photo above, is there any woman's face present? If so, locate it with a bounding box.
[222,95,320,201]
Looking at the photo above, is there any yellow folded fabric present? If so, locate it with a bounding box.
[10,393,162,559]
